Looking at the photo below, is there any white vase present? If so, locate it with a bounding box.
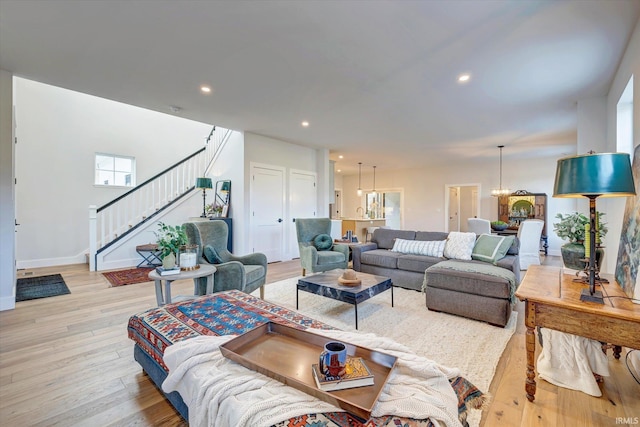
[162,252,176,269]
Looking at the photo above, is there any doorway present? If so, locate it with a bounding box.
[445,184,481,232]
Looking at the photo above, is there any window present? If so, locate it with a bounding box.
[95,153,136,187]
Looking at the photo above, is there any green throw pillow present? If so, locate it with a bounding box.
[313,234,333,251]
[203,245,223,264]
[472,235,515,264]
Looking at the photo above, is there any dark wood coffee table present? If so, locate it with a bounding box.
[297,269,393,329]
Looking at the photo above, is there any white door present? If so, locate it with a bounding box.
[448,187,459,232]
[289,170,317,259]
[250,164,285,262]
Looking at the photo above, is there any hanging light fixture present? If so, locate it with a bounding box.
[491,145,511,197]
[371,165,377,196]
[356,162,362,196]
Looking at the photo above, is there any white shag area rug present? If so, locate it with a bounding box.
[252,276,518,427]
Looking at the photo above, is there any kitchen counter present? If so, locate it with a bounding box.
[341,218,386,242]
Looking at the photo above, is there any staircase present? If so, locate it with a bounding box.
[89,126,231,271]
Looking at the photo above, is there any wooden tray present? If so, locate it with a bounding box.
[219,322,397,420]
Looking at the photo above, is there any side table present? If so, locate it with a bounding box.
[515,265,640,402]
[148,264,216,306]
[136,244,163,267]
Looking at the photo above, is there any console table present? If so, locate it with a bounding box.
[515,265,640,402]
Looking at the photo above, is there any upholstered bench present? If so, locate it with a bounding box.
[423,260,516,327]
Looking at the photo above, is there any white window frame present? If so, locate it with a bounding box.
[94,153,136,187]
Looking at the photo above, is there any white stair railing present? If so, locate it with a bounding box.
[89,126,231,270]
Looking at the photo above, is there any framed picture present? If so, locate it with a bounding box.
[615,144,640,300]
[221,205,229,218]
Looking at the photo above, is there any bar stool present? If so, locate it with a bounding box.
[365,227,380,242]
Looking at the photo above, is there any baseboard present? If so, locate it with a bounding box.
[16,254,86,270]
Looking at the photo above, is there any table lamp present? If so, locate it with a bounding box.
[553,152,636,303]
[196,177,213,217]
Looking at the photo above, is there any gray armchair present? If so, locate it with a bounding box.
[295,218,348,276]
[184,221,267,298]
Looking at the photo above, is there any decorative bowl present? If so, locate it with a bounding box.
[491,223,508,231]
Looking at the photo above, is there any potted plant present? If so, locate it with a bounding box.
[205,203,223,217]
[155,222,188,269]
[490,220,508,231]
[553,212,607,271]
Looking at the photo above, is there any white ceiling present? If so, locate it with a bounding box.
[1,0,639,174]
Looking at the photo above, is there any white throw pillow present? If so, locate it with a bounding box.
[391,238,446,257]
[444,232,477,261]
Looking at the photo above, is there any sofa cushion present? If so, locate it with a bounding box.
[203,245,223,264]
[313,233,333,251]
[444,232,476,261]
[416,231,450,241]
[397,254,443,273]
[507,237,520,255]
[472,234,515,264]
[424,260,516,300]
[373,229,416,249]
[316,250,346,265]
[391,238,446,257]
[244,265,266,285]
[361,249,403,269]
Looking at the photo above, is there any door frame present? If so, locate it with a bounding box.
[444,183,482,232]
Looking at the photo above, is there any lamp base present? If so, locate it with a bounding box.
[579,288,604,304]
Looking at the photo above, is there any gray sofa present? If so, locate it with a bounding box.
[351,228,520,326]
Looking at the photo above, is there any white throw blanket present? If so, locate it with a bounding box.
[162,328,464,427]
[537,328,610,397]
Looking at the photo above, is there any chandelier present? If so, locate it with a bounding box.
[491,145,511,197]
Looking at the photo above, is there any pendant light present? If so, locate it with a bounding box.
[491,145,511,197]
[357,162,362,196]
[371,166,377,196]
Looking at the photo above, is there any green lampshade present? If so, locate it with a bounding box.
[220,181,230,192]
[196,177,213,189]
[553,152,636,198]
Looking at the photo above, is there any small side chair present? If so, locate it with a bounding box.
[295,218,349,276]
[184,221,267,298]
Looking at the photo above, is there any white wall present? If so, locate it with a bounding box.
[604,18,640,276]
[208,130,246,254]
[0,69,15,310]
[14,78,213,268]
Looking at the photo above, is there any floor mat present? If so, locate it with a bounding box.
[16,274,71,301]
[103,267,154,287]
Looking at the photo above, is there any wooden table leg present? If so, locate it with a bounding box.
[525,325,537,402]
[154,279,164,306]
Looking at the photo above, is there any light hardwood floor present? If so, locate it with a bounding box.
[1,258,638,426]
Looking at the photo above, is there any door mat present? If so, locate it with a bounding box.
[103,267,153,287]
[16,274,71,302]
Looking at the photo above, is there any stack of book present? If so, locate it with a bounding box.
[311,357,374,391]
[155,266,180,276]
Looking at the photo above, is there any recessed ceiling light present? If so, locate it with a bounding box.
[457,73,471,83]
[339,155,344,159]
[200,85,212,93]
[337,169,342,173]
[301,121,309,127]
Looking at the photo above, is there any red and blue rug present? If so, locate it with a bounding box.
[103,267,153,287]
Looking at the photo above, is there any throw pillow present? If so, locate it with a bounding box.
[203,245,223,264]
[391,238,446,257]
[443,232,477,261]
[472,234,515,264]
[313,234,333,251]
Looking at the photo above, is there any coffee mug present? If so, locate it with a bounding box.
[319,341,347,378]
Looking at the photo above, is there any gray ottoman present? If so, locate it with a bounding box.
[423,260,516,327]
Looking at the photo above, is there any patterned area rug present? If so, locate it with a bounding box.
[103,267,153,287]
[16,274,70,301]
[255,276,518,427]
